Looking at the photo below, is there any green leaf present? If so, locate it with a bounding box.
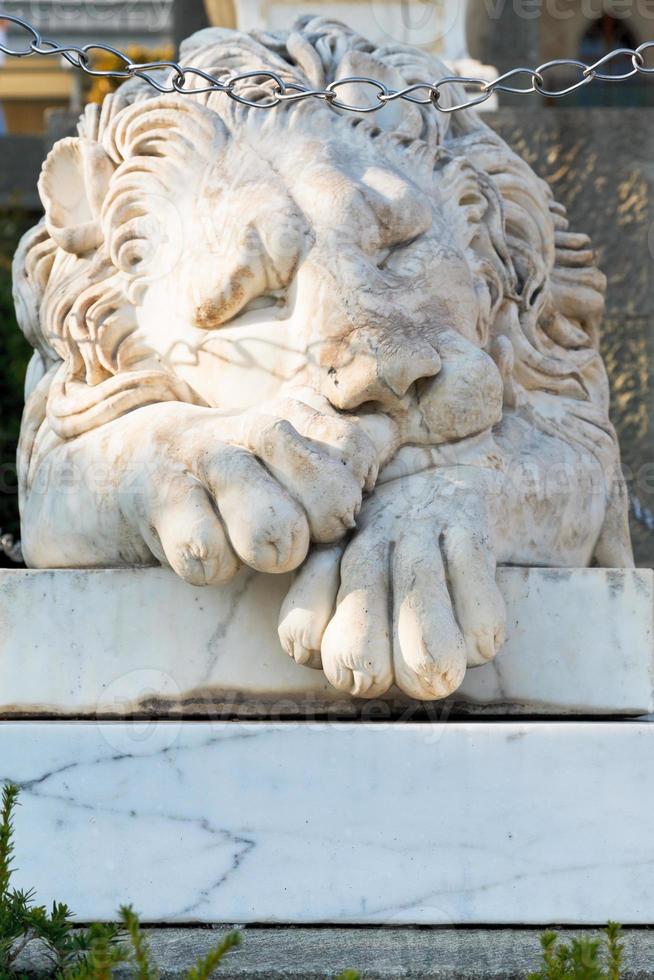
[605,922,624,980]
[63,922,131,980]
[530,925,625,980]
[0,784,20,898]
[569,936,604,980]
[185,931,241,980]
[120,905,158,980]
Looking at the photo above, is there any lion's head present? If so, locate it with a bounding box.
[14,17,611,490]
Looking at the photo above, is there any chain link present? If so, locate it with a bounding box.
[1,11,654,113]
[584,46,643,82]
[636,41,654,75]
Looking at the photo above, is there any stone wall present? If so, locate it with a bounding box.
[0,136,43,211]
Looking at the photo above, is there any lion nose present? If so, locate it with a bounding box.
[322,343,442,410]
[378,348,443,398]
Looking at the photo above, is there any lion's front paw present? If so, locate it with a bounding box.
[133,397,379,586]
[240,393,379,544]
[278,473,506,700]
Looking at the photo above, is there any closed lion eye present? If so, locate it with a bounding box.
[376,234,425,271]
[195,285,286,329]
[238,292,286,316]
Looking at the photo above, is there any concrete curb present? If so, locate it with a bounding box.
[13,927,654,978]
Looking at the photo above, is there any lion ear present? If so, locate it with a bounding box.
[38,137,115,256]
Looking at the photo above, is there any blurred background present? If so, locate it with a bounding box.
[0,0,653,565]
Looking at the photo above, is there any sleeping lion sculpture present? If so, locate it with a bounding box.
[13,19,632,702]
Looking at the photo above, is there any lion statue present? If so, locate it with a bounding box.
[13,18,632,702]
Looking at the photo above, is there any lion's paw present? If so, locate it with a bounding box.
[135,397,380,587]
[278,477,506,701]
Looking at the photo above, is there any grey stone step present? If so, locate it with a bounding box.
[14,927,654,979]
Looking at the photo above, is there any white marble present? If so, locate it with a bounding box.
[4,719,654,924]
[13,20,634,705]
[0,567,651,716]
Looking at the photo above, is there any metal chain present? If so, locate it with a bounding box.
[1,11,654,113]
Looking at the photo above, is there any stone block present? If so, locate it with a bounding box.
[0,567,651,717]
[3,719,654,924]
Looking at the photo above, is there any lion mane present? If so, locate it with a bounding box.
[13,17,614,498]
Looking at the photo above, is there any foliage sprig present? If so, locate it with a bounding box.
[528,923,625,980]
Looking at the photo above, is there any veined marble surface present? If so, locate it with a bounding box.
[3,719,654,924]
[0,567,652,717]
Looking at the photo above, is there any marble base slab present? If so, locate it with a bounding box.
[0,567,652,717]
[4,719,654,924]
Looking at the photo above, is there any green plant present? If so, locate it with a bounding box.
[529,923,624,980]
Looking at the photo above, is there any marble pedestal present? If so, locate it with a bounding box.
[2,566,653,925]
[3,719,654,925]
[0,567,652,717]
